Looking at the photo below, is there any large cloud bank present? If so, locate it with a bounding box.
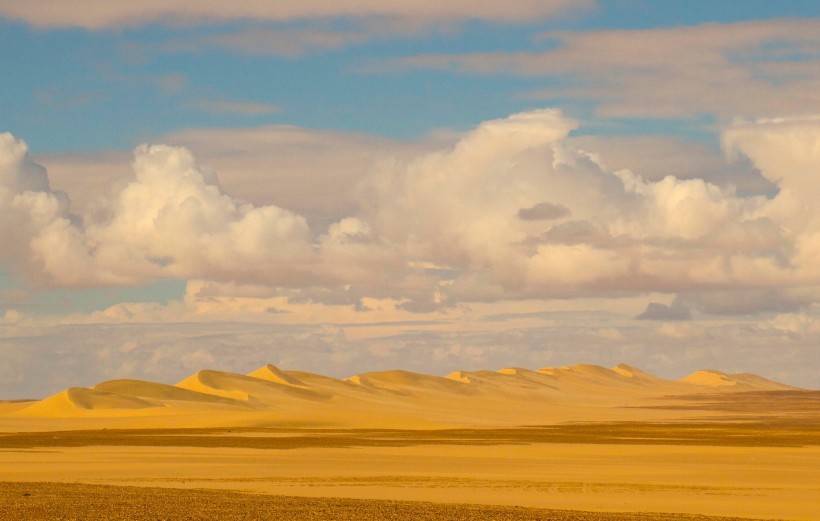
[2,109,819,313]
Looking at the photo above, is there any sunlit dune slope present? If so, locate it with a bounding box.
[17,387,160,418]
[679,370,794,390]
[6,363,798,427]
[247,364,308,387]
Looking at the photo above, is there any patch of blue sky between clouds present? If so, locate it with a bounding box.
[587,0,820,30]
[0,262,185,315]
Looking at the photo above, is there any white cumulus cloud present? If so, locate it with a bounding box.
[4,109,820,315]
[0,134,312,286]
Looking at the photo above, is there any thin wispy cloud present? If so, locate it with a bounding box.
[187,99,280,116]
[0,0,593,29]
[384,19,820,119]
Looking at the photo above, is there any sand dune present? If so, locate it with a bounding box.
[247,364,307,387]
[443,368,563,399]
[347,369,475,396]
[176,369,331,405]
[282,370,370,396]
[94,379,245,405]
[16,387,161,418]
[3,363,799,427]
[679,369,794,390]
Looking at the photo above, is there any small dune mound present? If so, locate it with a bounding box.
[345,374,368,386]
[18,387,161,416]
[681,370,794,390]
[247,364,307,387]
[537,364,622,383]
[681,370,737,387]
[446,371,472,384]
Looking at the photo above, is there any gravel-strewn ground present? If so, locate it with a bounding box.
[0,482,765,521]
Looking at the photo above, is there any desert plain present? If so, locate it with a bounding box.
[1,363,818,520]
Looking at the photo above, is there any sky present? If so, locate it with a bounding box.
[1,0,820,398]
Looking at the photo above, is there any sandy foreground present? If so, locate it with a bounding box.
[1,365,818,520]
[1,421,819,520]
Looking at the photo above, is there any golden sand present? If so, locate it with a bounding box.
[1,364,817,520]
[1,363,802,430]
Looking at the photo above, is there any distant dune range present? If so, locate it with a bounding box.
[0,363,800,430]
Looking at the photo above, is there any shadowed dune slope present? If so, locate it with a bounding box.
[94,379,244,405]
[347,369,475,395]
[175,369,330,404]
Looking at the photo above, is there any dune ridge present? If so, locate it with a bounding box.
[5,363,797,427]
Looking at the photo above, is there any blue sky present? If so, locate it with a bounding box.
[4,0,818,153]
[1,1,819,397]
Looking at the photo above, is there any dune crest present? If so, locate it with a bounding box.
[6,363,799,427]
[247,364,307,387]
[176,370,253,401]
